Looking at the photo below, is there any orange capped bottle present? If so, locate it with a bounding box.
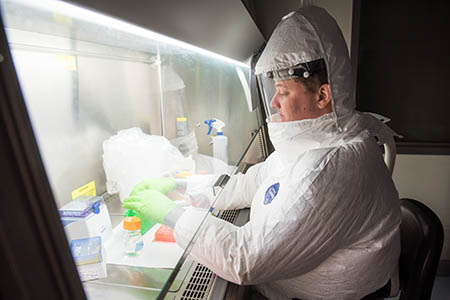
[123,216,144,256]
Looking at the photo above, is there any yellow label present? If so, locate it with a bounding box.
[175,170,193,178]
[176,117,187,122]
[56,54,76,71]
[52,14,72,26]
[72,181,96,200]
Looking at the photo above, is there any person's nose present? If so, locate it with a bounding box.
[270,94,280,108]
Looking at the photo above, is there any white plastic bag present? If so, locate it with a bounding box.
[102,128,195,201]
[194,154,235,175]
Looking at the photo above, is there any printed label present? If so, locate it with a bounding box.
[72,180,96,200]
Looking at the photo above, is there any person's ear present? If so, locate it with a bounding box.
[317,83,331,110]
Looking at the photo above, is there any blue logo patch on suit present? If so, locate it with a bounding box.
[264,182,280,205]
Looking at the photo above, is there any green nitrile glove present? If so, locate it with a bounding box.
[123,189,177,225]
[130,177,176,195]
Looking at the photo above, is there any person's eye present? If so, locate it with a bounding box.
[275,87,289,97]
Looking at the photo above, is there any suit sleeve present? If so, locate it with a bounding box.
[185,161,267,210]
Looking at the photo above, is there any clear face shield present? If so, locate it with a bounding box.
[256,59,327,122]
[256,63,317,122]
[256,74,278,121]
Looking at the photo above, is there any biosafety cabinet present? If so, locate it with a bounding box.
[0,0,268,299]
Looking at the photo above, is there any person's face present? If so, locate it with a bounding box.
[270,79,330,122]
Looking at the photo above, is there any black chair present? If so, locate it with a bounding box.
[363,198,444,300]
[398,198,444,300]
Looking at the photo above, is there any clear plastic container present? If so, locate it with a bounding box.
[123,216,144,256]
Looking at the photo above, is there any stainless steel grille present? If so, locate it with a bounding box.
[218,209,239,223]
[180,264,213,300]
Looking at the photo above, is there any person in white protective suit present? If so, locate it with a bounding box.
[123,5,402,300]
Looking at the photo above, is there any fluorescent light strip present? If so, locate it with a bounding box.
[15,0,249,68]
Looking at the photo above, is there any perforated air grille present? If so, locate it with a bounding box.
[258,129,267,158]
[180,264,213,300]
[219,209,239,223]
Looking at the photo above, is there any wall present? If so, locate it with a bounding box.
[9,30,158,207]
[314,0,450,260]
[313,0,353,53]
[242,0,306,40]
[393,155,450,259]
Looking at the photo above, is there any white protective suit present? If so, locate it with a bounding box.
[171,5,401,300]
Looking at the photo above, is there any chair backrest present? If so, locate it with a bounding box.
[399,198,444,300]
[382,134,396,175]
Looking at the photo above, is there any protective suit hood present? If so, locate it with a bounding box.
[255,6,354,128]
